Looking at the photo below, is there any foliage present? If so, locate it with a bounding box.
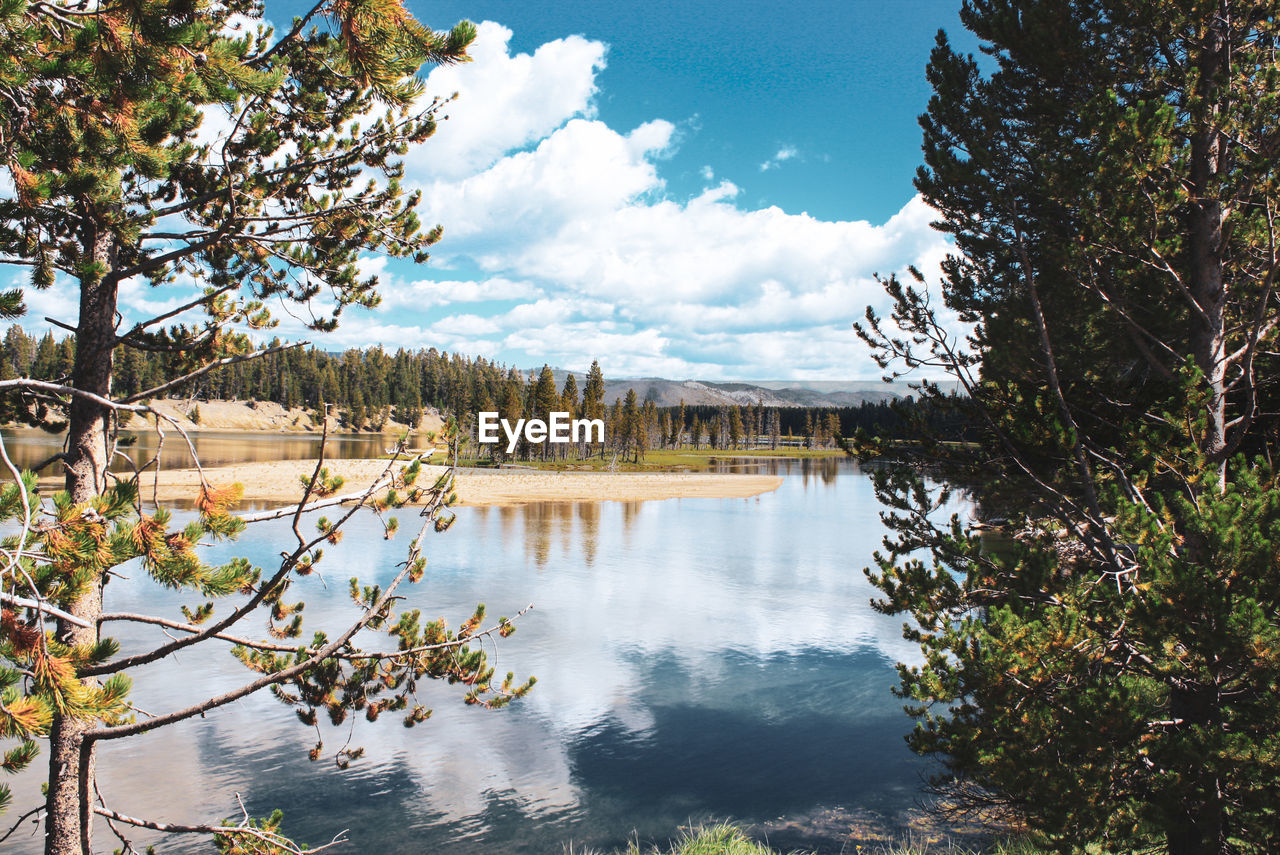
[855,2,1280,854]
[0,0,539,852]
[621,824,781,855]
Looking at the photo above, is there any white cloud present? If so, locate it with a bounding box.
[406,21,606,182]
[6,22,961,383]
[395,101,956,377]
[377,277,543,311]
[759,144,799,172]
[419,118,673,250]
[345,75,957,379]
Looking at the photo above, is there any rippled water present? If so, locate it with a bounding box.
[0,427,396,474]
[6,456,959,855]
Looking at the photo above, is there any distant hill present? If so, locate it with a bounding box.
[530,370,930,408]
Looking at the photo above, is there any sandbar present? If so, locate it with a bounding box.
[123,458,783,507]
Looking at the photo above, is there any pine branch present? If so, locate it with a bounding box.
[97,605,533,660]
[91,805,348,854]
[116,284,238,340]
[245,0,328,69]
[87,483,453,741]
[81,455,414,678]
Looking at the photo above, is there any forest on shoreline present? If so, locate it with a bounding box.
[0,325,969,461]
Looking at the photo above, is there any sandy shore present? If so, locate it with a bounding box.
[127,458,783,507]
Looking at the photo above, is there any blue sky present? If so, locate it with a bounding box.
[23,1,977,381]
[417,0,976,224]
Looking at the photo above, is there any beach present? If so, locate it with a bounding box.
[123,458,784,507]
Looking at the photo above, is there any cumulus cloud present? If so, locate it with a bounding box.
[407,21,606,182]
[377,277,544,311]
[10,21,960,382]
[392,95,957,377]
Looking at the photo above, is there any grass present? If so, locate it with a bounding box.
[620,824,782,855]
[452,447,847,472]
[570,824,1049,855]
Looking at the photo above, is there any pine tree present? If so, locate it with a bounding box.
[583,360,606,457]
[0,3,538,853]
[620,389,640,463]
[559,373,579,460]
[856,3,1280,853]
[531,365,558,461]
[728,406,744,450]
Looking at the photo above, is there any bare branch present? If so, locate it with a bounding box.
[0,592,92,628]
[91,805,348,854]
[120,341,307,404]
[0,379,149,413]
[0,804,44,846]
[116,284,237,340]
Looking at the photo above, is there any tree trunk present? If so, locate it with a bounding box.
[1186,7,1230,480]
[46,222,118,855]
[1165,682,1227,855]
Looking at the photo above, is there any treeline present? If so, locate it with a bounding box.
[0,325,967,456]
[1,325,523,430]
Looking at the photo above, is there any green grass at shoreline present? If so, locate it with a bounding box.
[604,824,1048,855]
[452,447,846,472]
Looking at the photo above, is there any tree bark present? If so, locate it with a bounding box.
[45,220,118,855]
[1166,682,1227,855]
[1186,6,1230,480]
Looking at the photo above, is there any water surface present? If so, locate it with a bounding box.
[6,456,954,854]
[0,427,396,475]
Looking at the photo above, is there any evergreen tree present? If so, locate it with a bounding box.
[620,389,640,463]
[856,3,1280,853]
[561,372,579,416]
[583,360,606,457]
[561,373,580,459]
[728,406,744,450]
[0,3,537,854]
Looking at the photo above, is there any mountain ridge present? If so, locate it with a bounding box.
[526,370,935,408]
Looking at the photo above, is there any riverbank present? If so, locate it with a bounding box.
[122,398,446,435]
[622,825,1040,855]
[117,458,784,506]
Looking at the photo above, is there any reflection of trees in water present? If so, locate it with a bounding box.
[621,501,642,549]
[0,428,391,473]
[705,455,847,490]
[577,502,600,567]
[499,504,518,545]
[507,502,610,569]
[517,502,593,569]
[554,502,574,560]
[523,503,554,568]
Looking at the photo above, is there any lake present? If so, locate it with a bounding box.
[0,428,396,474]
[5,454,963,854]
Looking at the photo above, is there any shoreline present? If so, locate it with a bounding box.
[83,458,785,507]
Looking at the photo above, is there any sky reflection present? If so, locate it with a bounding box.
[7,457,959,855]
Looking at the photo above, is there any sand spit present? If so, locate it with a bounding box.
[128,458,783,507]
